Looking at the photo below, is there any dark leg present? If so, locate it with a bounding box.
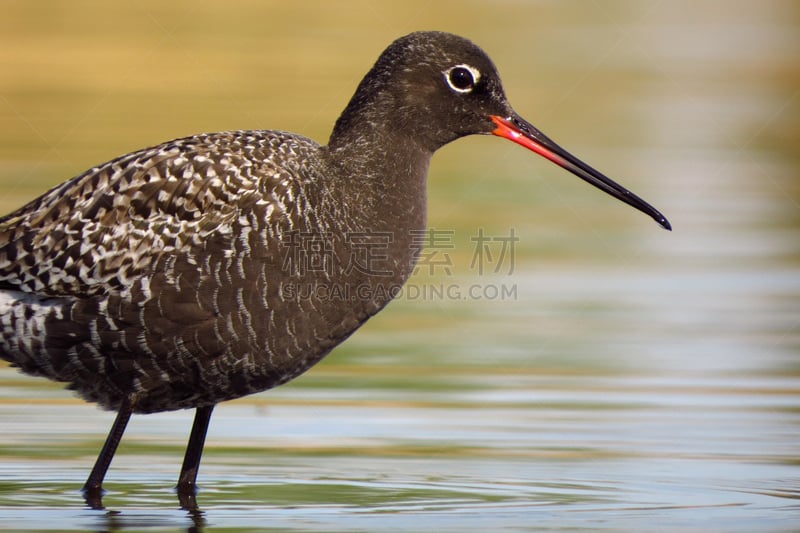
[176,404,215,511]
[82,398,133,509]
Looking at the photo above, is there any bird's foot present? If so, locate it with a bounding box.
[177,481,202,514]
[82,484,105,510]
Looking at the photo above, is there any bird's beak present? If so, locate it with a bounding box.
[490,114,671,230]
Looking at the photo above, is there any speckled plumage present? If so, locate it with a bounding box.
[0,31,517,418]
[0,128,421,413]
[0,31,669,508]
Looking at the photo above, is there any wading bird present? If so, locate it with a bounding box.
[0,31,670,510]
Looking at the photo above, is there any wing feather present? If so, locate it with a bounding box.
[0,131,310,298]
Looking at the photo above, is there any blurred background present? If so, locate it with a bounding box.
[0,1,797,531]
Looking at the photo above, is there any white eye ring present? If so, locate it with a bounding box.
[443,64,481,94]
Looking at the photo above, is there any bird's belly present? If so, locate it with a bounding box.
[134,267,413,412]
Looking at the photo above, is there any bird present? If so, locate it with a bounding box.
[0,31,670,510]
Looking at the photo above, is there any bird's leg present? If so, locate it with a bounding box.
[176,404,215,511]
[82,397,133,509]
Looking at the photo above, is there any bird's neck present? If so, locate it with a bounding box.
[323,117,432,289]
[326,116,432,231]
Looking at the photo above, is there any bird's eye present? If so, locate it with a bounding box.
[444,64,480,94]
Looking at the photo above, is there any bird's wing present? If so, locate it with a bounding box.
[0,131,311,299]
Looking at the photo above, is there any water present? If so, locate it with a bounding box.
[1,368,797,531]
[0,1,798,531]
